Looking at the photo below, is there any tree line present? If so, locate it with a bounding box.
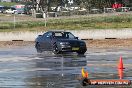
[24,0,131,12]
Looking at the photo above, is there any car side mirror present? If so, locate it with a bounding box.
[75,37,78,39]
[38,35,42,36]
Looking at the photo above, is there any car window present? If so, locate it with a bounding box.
[43,32,52,38]
[54,32,63,37]
[11,8,16,10]
[4,7,10,10]
[52,32,75,39]
[47,32,52,37]
[67,32,75,39]
[53,32,68,39]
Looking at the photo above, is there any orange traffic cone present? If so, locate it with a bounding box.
[118,56,125,69]
[117,56,125,79]
[118,69,123,79]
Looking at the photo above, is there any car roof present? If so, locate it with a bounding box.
[48,30,68,33]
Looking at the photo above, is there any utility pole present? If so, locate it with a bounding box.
[14,13,16,29]
[44,0,49,27]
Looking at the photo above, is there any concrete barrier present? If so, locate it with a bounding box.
[0,29,132,41]
[71,29,132,39]
[0,31,43,41]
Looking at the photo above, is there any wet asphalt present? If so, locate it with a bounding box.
[0,45,132,88]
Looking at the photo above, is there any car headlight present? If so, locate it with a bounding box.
[60,42,70,45]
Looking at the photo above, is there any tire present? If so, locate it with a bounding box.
[35,43,42,53]
[52,44,60,54]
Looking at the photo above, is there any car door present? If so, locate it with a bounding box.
[39,32,53,50]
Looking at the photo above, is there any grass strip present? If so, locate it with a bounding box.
[0,14,132,32]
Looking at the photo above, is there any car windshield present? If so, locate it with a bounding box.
[11,7,16,10]
[53,32,75,39]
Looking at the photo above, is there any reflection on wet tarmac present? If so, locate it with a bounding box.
[0,46,132,88]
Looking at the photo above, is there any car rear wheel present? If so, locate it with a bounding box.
[35,43,42,53]
[52,44,60,54]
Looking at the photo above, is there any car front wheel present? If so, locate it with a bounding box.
[35,43,42,53]
[52,44,60,54]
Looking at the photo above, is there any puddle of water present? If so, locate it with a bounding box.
[0,45,132,87]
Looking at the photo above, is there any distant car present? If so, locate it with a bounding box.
[0,6,4,13]
[116,7,130,12]
[13,5,25,14]
[35,31,87,54]
[90,8,102,14]
[4,7,17,14]
[104,8,115,13]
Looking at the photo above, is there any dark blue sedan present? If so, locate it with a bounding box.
[35,31,87,54]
